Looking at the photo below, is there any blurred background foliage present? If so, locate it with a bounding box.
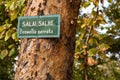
[0,0,26,79]
[73,0,120,80]
[0,0,120,80]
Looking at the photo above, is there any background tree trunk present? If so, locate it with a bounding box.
[15,0,81,80]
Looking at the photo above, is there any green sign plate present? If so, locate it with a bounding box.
[18,14,60,38]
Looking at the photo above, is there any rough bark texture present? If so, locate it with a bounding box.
[15,0,81,80]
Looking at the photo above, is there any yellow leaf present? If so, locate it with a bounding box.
[81,24,86,28]
[0,26,5,32]
[5,30,12,41]
[93,0,99,7]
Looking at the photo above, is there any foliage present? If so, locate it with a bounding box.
[73,0,120,80]
[104,0,120,54]
[0,0,26,79]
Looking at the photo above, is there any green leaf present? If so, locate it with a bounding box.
[83,1,91,8]
[5,30,12,41]
[104,36,114,45]
[88,48,97,56]
[12,32,18,41]
[92,10,97,16]
[99,51,106,59]
[88,18,94,26]
[76,40,80,46]
[3,24,12,30]
[95,34,106,40]
[5,1,10,9]
[0,31,5,39]
[0,49,8,59]
[107,0,112,3]
[10,12,17,21]
[9,48,16,57]
[9,2,15,10]
[17,0,25,9]
[80,31,86,40]
[8,44,15,49]
[89,38,98,45]
[98,44,110,51]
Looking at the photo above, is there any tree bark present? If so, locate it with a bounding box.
[15,0,81,80]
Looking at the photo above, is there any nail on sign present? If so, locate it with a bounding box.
[18,14,60,38]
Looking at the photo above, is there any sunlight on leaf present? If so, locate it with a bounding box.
[5,30,12,41]
[4,24,12,30]
[81,24,86,28]
[9,2,15,10]
[0,49,8,59]
[0,26,5,32]
[0,31,5,39]
[12,32,18,41]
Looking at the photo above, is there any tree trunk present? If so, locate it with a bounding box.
[14,0,81,80]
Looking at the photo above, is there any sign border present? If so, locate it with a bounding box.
[17,14,60,38]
